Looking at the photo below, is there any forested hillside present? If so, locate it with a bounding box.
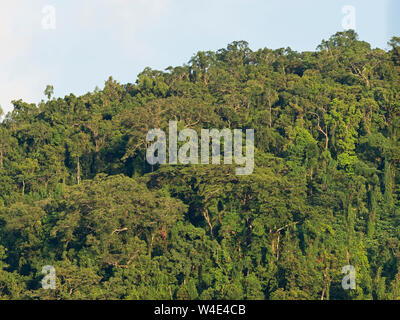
[0,31,399,300]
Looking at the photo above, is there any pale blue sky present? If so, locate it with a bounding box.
[0,0,399,114]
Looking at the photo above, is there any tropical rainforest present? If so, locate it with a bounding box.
[0,31,399,300]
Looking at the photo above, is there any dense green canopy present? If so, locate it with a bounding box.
[0,31,399,300]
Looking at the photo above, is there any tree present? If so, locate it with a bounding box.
[44,85,54,100]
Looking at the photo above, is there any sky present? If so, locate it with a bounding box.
[0,0,399,114]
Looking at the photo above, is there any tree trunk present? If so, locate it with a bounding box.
[269,103,272,128]
[147,233,154,257]
[77,156,81,185]
[203,209,214,238]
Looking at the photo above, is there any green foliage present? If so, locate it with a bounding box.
[0,31,399,300]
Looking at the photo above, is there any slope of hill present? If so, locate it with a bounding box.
[0,30,399,300]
